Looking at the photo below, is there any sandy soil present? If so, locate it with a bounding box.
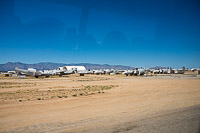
[0,74,200,133]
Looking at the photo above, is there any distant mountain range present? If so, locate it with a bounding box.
[0,62,134,71]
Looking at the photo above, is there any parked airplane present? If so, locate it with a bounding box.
[123,70,134,76]
[123,69,145,76]
[15,67,60,78]
[15,67,37,77]
[57,70,74,77]
[1,71,16,77]
[137,69,145,75]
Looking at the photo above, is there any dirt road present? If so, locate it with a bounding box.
[0,75,200,132]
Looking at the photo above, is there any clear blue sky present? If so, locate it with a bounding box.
[0,0,200,68]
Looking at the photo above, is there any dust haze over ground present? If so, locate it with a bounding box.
[0,74,200,133]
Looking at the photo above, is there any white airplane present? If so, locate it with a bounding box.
[1,71,16,77]
[123,69,145,76]
[15,67,59,78]
[15,67,37,77]
[58,66,86,76]
[137,69,145,75]
[57,70,74,77]
[123,70,134,76]
[93,70,104,75]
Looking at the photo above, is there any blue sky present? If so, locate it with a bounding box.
[0,0,200,68]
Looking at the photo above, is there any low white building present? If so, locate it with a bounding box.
[63,66,86,71]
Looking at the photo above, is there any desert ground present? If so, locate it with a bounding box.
[0,74,200,133]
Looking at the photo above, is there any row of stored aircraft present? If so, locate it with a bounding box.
[1,66,146,78]
[1,66,198,78]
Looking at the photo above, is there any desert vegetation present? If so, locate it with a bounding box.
[0,85,117,102]
[0,82,36,89]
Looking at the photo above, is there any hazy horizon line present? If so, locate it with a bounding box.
[1,61,199,69]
